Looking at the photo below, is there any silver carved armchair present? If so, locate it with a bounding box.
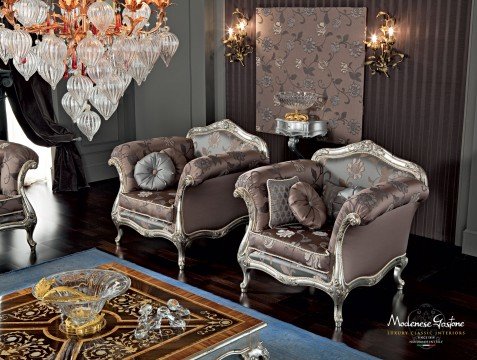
[0,140,38,251]
[109,120,269,270]
[234,140,429,327]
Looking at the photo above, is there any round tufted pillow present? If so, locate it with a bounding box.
[160,147,188,184]
[288,182,327,229]
[134,152,175,191]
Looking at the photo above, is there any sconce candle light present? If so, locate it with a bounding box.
[224,9,252,66]
[364,12,406,77]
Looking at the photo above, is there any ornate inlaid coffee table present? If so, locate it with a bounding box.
[0,263,269,359]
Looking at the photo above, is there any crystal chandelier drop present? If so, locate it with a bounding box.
[0,0,179,141]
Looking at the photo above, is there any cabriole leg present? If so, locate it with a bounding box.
[333,294,345,328]
[393,256,408,291]
[240,266,251,293]
[175,241,186,271]
[26,223,36,251]
[114,224,124,245]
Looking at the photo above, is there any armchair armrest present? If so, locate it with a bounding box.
[234,160,323,231]
[0,141,38,196]
[178,150,269,188]
[329,177,429,251]
[109,136,194,193]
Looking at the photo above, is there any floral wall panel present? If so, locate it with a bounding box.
[256,7,366,144]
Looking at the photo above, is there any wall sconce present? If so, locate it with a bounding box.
[364,12,406,77]
[223,9,253,66]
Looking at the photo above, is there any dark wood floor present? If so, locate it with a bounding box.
[1,179,476,359]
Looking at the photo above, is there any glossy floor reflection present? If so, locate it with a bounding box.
[0,180,476,360]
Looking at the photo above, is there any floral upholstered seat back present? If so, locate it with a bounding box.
[317,153,417,189]
[0,141,38,196]
[190,130,259,158]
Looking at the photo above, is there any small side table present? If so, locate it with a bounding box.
[275,118,328,159]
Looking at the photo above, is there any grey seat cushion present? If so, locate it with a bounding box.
[267,176,299,228]
[134,152,176,191]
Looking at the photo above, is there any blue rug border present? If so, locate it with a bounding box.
[0,248,377,360]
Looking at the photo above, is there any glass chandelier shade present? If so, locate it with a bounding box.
[0,27,12,64]
[159,27,179,67]
[0,0,179,141]
[77,105,101,141]
[13,48,38,80]
[37,60,63,89]
[37,32,68,65]
[61,91,85,123]
[6,28,31,58]
[67,74,94,104]
[89,87,118,120]
[86,56,114,84]
[87,1,115,34]
[76,31,105,67]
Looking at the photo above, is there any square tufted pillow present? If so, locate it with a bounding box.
[159,147,188,185]
[288,182,327,229]
[134,152,176,191]
[323,182,364,219]
[267,176,299,228]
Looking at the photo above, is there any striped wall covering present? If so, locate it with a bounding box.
[225,0,472,242]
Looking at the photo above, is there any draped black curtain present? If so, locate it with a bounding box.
[1,65,88,192]
[0,69,11,140]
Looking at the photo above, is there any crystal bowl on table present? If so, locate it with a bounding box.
[276,91,318,122]
[32,269,131,336]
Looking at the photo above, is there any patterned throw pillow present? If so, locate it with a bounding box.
[160,148,188,185]
[267,176,299,228]
[323,182,364,219]
[288,182,327,229]
[134,152,175,191]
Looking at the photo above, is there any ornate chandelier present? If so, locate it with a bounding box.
[0,0,179,141]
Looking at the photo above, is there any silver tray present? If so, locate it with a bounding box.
[275,118,328,138]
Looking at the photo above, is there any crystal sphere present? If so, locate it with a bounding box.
[167,299,180,311]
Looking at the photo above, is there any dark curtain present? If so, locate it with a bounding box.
[2,65,88,192]
[0,69,10,140]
